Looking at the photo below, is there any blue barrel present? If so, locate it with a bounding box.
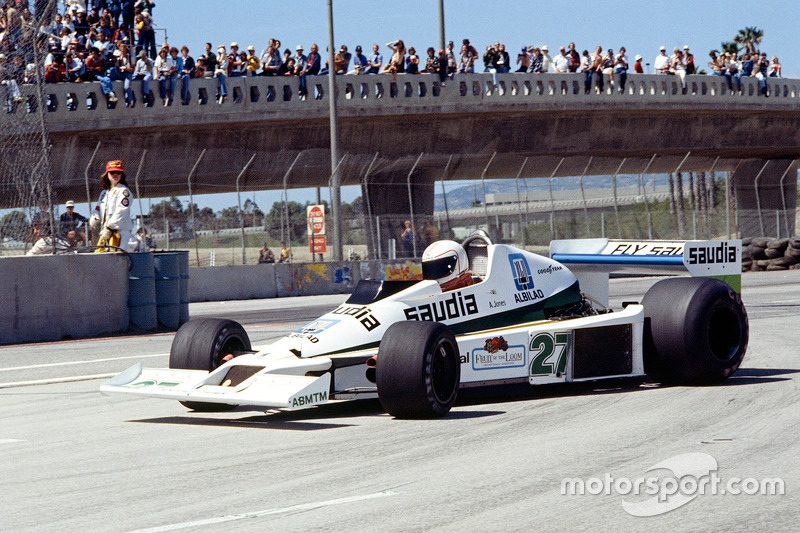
[127,252,157,330]
[153,251,181,330]
[176,250,190,325]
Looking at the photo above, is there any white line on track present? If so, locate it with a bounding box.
[0,439,25,444]
[0,353,168,372]
[0,373,117,389]
[126,491,398,533]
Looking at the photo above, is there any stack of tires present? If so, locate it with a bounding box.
[742,237,800,271]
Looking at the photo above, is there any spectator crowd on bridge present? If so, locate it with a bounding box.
[0,0,786,110]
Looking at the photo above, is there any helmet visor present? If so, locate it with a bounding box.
[422,254,458,280]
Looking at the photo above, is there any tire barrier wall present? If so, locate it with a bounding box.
[189,260,423,302]
[0,254,129,345]
[742,237,800,272]
[127,253,157,331]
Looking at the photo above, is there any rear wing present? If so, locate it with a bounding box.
[550,239,742,306]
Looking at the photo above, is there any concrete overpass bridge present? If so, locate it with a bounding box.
[2,71,798,239]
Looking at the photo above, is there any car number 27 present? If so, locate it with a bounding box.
[529,332,570,377]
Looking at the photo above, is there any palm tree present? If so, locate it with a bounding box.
[733,27,764,55]
[721,41,739,55]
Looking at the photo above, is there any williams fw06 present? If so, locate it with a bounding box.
[101,232,748,418]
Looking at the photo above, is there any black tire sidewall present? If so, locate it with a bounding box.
[377,321,460,418]
[643,278,748,384]
[169,318,251,371]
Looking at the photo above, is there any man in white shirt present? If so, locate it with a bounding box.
[654,46,669,74]
[552,46,570,73]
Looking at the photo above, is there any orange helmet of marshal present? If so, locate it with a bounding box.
[101,160,127,188]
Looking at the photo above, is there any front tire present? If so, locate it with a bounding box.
[376,321,460,419]
[643,278,748,384]
[169,318,251,411]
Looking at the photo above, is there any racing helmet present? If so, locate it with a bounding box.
[422,240,469,287]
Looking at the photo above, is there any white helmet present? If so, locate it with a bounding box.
[422,240,468,288]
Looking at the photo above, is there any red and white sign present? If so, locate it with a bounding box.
[307,205,326,235]
[309,235,327,253]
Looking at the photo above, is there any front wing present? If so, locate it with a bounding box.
[100,363,332,410]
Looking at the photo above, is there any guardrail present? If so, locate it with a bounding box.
[9,72,800,129]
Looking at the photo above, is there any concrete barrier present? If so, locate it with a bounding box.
[274,262,362,297]
[189,264,278,302]
[190,260,422,301]
[0,254,129,344]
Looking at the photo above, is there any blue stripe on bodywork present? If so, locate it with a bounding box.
[551,254,684,266]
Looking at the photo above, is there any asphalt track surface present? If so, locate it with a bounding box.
[2,272,799,532]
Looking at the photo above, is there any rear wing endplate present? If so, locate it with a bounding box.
[550,238,742,306]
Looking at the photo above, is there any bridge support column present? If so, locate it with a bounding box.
[734,159,797,238]
[362,170,435,260]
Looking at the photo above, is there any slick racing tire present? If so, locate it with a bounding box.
[169,318,251,411]
[376,321,460,419]
[643,277,748,384]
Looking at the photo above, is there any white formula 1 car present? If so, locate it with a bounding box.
[101,232,748,418]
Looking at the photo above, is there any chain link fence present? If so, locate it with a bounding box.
[1,129,798,263]
[2,136,798,265]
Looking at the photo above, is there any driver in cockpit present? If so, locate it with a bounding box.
[421,240,474,292]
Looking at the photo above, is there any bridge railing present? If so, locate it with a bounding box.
[8,72,800,125]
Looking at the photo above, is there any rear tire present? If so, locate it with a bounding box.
[376,321,460,419]
[643,278,748,384]
[169,318,251,411]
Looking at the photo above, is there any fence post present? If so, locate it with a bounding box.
[186,149,206,267]
[600,212,605,238]
[672,152,691,239]
[752,160,770,237]
[376,215,382,259]
[280,152,303,255]
[406,152,425,258]
[440,155,453,239]
[514,157,529,244]
[611,158,626,238]
[726,169,733,239]
[480,151,497,237]
[362,151,379,260]
[703,157,720,238]
[777,162,793,239]
[134,150,146,232]
[547,158,565,241]
[579,157,593,237]
[638,154,657,241]
[236,152,258,265]
[83,141,101,245]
